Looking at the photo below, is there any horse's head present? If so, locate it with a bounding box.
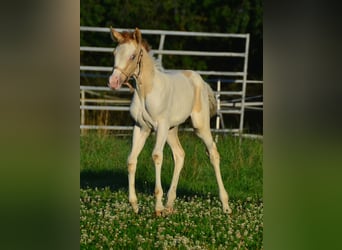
[108,27,143,90]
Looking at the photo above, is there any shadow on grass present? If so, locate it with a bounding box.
[81,169,128,191]
[80,169,204,198]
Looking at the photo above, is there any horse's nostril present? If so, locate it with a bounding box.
[109,74,119,82]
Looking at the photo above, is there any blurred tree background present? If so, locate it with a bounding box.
[81,0,262,80]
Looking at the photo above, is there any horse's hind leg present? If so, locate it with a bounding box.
[191,113,232,214]
[196,127,232,214]
[127,125,151,213]
[165,126,185,213]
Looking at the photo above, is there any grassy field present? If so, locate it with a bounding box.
[80,132,263,249]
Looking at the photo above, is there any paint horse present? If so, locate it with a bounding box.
[108,27,232,215]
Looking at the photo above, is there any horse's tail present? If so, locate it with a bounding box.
[204,82,217,117]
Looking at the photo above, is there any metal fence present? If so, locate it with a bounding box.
[80,26,263,139]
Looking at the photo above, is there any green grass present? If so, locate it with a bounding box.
[80,132,263,249]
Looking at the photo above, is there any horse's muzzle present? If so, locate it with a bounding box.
[108,72,123,90]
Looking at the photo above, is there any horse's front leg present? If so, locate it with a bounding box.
[152,122,169,216]
[127,125,150,213]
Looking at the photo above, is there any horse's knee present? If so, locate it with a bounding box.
[127,152,137,165]
[154,186,163,197]
[127,155,137,172]
[174,148,185,163]
[152,152,163,165]
[127,163,136,174]
[208,143,220,162]
[210,147,220,160]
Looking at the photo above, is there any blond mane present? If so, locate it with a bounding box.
[118,31,151,52]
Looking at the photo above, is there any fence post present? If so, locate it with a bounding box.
[215,80,221,143]
[81,89,85,135]
[239,34,250,136]
[157,34,166,63]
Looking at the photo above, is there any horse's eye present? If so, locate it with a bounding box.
[130,54,136,60]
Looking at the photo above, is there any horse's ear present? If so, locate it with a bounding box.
[133,27,142,44]
[110,27,124,43]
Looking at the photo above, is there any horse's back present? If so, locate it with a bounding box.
[168,70,211,116]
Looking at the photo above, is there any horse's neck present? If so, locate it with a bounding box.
[133,50,159,129]
[136,50,157,98]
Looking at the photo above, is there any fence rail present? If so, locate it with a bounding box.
[80,26,248,38]
[80,26,263,139]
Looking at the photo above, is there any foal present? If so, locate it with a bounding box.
[108,27,232,215]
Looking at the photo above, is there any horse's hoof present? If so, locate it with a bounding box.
[155,210,163,217]
[225,208,232,214]
[132,206,139,214]
[163,207,173,215]
[155,207,176,217]
[223,205,232,214]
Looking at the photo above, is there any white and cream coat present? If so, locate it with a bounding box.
[108,28,232,215]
